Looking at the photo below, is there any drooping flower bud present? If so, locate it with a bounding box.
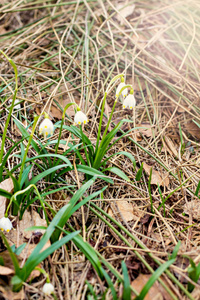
[0,217,13,232]
[123,89,136,109]
[116,77,128,98]
[39,113,54,138]
[74,111,88,125]
[42,282,54,296]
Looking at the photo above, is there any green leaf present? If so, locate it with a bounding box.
[15,243,27,255]
[135,259,175,300]
[76,165,113,184]
[0,138,25,181]
[0,188,12,199]
[13,118,40,154]
[101,151,136,169]
[51,178,96,242]
[103,167,130,182]
[122,261,131,300]
[25,226,47,232]
[22,231,79,283]
[11,275,23,285]
[71,186,107,217]
[56,225,103,279]
[29,164,72,185]
[20,164,32,188]
[169,241,181,260]
[101,268,118,300]
[0,233,20,274]
[136,163,143,181]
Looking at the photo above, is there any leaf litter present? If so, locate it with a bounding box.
[1,0,200,299]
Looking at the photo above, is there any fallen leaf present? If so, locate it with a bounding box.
[108,201,135,222]
[116,2,135,25]
[0,266,14,276]
[184,200,200,220]
[163,136,178,157]
[28,263,42,281]
[143,163,169,187]
[0,287,24,300]
[131,274,173,300]
[184,121,200,140]
[0,178,14,218]
[136,123,154,140]
[0,25,7,35]
[5,210,50,258]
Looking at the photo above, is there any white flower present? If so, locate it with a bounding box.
[74,111,88,125]
[42,283,54,296]
[116,82,128,98]
[39,117,54,138]
[0,217,13,232]
[123,94,136,109]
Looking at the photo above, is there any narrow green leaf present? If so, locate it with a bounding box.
[29,164,72,185]
[51,178,96,242]
[122,261,131,300]
[136,163,143,181]
[103,167,130,182]
[169,241,181,260]
[77,165,113,184]
[135,259,175,300]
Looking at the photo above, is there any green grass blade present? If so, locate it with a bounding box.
[122,261,131,300]
[135,259,175,300]
[103,167,130,182]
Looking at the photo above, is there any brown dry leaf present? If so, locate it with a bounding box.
[0,266,14,276]
[0,178,14,218]
[143,163,169,187]
[50,100,75,119]
[5,210,50,258]
[0,25,7,35]
[131,274,173,300]
[185,121,200,140]
[28,263,42,281]
[0,287,24,300]
[116,2,135,25]
[164,136,178,157]
[184,200,200,220]
[136,123,153,140]
[108,201,135,222]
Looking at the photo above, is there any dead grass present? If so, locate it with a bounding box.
[1,0,200,299]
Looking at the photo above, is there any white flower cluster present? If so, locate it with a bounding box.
[116,78,136,110]
[39,110,89,138]
[0,217,13,232]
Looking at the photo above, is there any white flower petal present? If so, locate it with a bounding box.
[74,111,88,125]
[116,82,128,98]
[39,118,54,138]
[42,283,54,296]
[0,217,13,232]
[123,94,136,109]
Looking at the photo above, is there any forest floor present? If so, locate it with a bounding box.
[0,0,200,299]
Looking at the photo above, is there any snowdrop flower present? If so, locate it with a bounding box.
[0,217,13,232]
[42,282,54,296]
[116,77,128,98]
[123,90,136,109]
[39,113,54,138]
[74,111,88,125]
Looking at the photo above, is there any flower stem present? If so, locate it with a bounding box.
[93,98,117,169]
[95,92,107,155]
[18,116,39,184]
[0,51,18,163]
[80,125,90,167]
